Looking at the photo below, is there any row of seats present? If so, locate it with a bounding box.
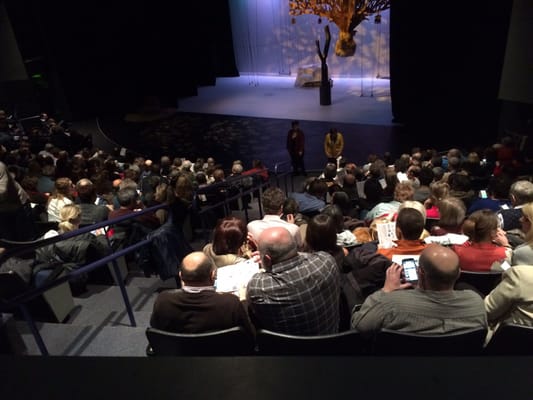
[145,322,533,357]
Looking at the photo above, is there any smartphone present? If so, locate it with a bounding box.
[479,190,488,199]
[402,258,419,283]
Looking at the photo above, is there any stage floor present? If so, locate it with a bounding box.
[88,74,405,171]
[177,75,393,126]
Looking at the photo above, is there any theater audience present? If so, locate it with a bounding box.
[320,204,358,250]
[429,196,467,236]
[351,244,487,336]
[304,213,344,268]
[4,110,533,357]
[377,207,427,260]
[150,251,254,336]
[246,226,340,335]
[448,172,476,210]
[453,209,512,272]
[203,216,252,268]
[511,202,533,265]
[289,177,328,216]
[360,159,386,219]
[304,212,353,331]
[46,177,74,222]
[36,203,109,290]
[39,204,108,258]
[364,170,400,223]
[75,178,110,225]
[397,200,430,240]
[107,187,160,246]
[467,175,512,215]
[0,160,34,240]
[413,166,434,203]
[498,180,533,232]
[424,180,450,220]
[484,264,533,340]
[247,187,303,249]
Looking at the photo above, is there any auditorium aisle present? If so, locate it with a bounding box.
[6,273,176,356]
[3,188,276,356]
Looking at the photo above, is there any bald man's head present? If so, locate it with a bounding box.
[418,244,460,290]
[179,251,215,286]
[76,178,96,203]
[257,227,297,269]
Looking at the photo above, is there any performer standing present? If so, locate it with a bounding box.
[324,127,344,165]
[286,120,306,176]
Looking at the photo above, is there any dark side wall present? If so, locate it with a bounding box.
[3,0,238,120]
[389,0,514,151]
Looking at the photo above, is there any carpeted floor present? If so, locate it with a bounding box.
[98,111,404,172]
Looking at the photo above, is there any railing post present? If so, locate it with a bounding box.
[114,263,136,327]
[19,304,48,356]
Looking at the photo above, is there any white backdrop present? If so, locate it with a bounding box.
[228,0,390,79]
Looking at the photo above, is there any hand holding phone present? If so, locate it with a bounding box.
[401,258,419,284]
[383,262,414,292]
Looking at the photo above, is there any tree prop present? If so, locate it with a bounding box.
[289,0,390,57]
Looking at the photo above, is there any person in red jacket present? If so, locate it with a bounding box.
[452,209,512,272]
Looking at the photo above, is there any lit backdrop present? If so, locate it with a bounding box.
[228,0,390,79]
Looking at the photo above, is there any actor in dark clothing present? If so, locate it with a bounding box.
[150,252,254,336]
[286,120,306,176]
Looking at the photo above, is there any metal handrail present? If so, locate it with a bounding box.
[0,169,285,355]
[0,204,167,355]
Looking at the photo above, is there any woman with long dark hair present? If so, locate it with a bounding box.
[203,216,252,268]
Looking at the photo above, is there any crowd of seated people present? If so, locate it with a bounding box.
[1,110,271,240]
[0,109,271,292]
[3,108,533,353]
[147,136,533,354]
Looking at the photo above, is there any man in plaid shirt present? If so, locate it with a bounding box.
[246,227,340,335]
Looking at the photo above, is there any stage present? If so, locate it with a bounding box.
[177,75,394,126]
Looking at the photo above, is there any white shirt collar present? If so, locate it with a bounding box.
[182,285,216,293]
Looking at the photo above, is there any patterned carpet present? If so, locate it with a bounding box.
[98,111,402,172]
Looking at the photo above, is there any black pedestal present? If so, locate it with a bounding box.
[320,84,331,106]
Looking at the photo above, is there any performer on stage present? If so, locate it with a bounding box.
[286,120,306,176]
[324,127,344,165]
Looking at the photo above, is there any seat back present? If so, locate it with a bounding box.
[484,322,533,355]
[256,329,369,356]
[455,270,503,296]
[145,326,254,356]
[0,270,30,301]
[0,270,71,323]
[373,327,487,356]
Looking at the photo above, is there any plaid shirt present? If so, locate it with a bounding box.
[246,251,340,335]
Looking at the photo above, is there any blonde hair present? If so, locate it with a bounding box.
[437,196,466,228]
[429,181,450,203]
[399,200,427,223]
[393,181,415,202]
[58,204,82,233]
